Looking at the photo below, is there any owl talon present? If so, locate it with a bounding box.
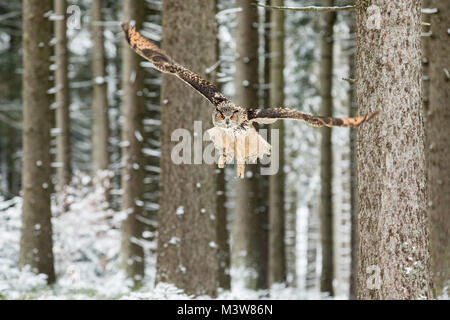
[218,155,226,168]
[237,164,245,179]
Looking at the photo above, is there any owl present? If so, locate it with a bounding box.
[121,22,379,178]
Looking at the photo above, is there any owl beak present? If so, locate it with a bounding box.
[226,119,230,125]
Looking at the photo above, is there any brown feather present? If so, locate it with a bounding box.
[121,22,227,107]
[248,108,380,128]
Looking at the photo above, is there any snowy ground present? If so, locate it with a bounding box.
[0,171,333,300]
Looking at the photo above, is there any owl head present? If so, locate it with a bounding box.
[212,103,241,129]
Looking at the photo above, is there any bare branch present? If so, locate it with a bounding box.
[342,77,356,84]
[253,3,355,12]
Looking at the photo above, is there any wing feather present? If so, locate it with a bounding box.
[121,22,228,107]
[248,108,380,128]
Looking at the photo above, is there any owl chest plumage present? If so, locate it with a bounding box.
[207,110,271,178]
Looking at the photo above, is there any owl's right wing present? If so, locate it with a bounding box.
[121,22,229,108]
[248,108,380,128]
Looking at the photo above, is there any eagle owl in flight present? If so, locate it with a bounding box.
[121,22,379,178]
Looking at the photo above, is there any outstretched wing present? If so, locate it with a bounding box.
[121,22,228,107]
[247,108,380,128]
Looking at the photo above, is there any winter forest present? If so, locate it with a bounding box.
[0,0,448,301]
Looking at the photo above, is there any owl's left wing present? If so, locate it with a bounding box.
[121,22,229,108]
[247,108,380,128]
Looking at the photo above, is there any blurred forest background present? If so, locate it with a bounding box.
[0,0,448,300]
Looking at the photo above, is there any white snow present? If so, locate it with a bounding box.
[94,76,105,85]
[134,130,143,142]
[176,206,184,215]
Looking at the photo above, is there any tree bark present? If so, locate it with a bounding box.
[156,0,218,297]
[347,15,358,300]
[120,0,146,287]
[268,0,286,286]
[231,0,265,290]
[356,0,433,299]
[91,0,110,172]
[421,0,431,117]
[319,0,335,296]
[216,166,230,290]
[19,0,56,284]
[215,0,231,290]
[425,0,450,298]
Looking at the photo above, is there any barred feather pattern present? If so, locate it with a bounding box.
[248,108,380,128]
[121,22,227,107]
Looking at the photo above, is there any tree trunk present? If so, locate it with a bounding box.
[156,0,218,297]
[347,15,358,300]
[421,0,431,117]
[319,0,335,296]
[141,5,161,264]
[120,0,145,286]
[231,0,265,290]
[356,0,433,299]
[91,0,110,172]
[255,1,272,290]
[54,0,71,192]
[7,130,20,196]
[1,28,21,197]
[268,0,286,286]
[306,199,319,290]
[425,0,450,298]
[216,166,230,290]
[215,0,230,290]
[19,0,56,284]
[286,189,297,287]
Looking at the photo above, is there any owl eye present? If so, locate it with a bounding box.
[219,114,225,120]
[230,115,235,120]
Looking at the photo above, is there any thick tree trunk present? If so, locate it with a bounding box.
[347,16,358,300]
[19,0,56,284]
[156,0,218,297]
[425,0,450,298]
[91,0,110,173]
[120,0,145,286]
[319,0,335,296]
[231,0,265,290]
[54,0,71,191]
[268,0,286,286]
[356,0,433,299]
